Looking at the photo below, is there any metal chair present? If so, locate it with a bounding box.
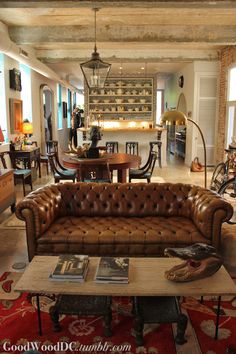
[126,141,139,155]
[129,151,158,183]
[0,152,33,196]
[47,152,77,183]
[80,160,111,183]
[106,141,119,153]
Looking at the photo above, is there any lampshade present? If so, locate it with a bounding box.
[80,8,111,88]
[161,110,187,126]
[0,126,4,143]
[22,121,33,135]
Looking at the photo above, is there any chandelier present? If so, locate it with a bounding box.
[80,8,111,88]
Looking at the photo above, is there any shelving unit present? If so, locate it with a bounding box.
[88,77,154,121]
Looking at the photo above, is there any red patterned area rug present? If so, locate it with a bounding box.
[0,281,236,354]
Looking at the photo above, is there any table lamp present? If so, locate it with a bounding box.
[161,110,207,188]
[0,126,4,145]
[22,120,33,145]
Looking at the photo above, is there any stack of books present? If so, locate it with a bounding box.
[50,255,89,282]
[95,257,129,284]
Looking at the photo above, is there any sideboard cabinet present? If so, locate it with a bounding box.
[87,77,154,121]
[0,169,16,213]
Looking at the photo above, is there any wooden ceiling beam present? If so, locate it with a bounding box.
[9,25,236,45]
[1,1,236,9]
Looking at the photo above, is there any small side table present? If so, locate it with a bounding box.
[133,296,187,346]
[49,295,112,337]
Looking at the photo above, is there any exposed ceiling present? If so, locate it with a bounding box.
[1,1,236,89]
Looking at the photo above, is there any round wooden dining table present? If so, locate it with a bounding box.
[62,153,141,183]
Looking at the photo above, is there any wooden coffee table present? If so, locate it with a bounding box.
[15,256,236,343]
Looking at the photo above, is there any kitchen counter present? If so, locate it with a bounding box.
[77,127,167,167]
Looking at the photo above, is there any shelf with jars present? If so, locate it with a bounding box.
[87,77,154,121]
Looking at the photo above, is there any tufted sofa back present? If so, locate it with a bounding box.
[57,182,195,218]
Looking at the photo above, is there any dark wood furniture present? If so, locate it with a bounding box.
[133,296,187,346]
[106,141,119,153]
[0,152,33,197]
[80,159,111,183]
[0,169,16,213]
[126,141,139,155]
[129,151,158,183]
[49,295,112,336]
[32,141,59,175]
[47,153,77,183]
[9,147,41,179]
[149,141,162,168]
[63,153,141,183]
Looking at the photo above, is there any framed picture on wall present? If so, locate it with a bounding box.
[9,68,22,91]
[63,101,67,118]
[9,98,23,133]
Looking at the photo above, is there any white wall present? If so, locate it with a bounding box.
[3,53,73,153]
[164,61,219,166]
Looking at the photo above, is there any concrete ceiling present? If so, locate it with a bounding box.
[1,1,236,89]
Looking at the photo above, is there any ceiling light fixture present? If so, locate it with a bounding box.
[80,8,111,88]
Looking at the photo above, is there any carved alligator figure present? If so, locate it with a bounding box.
[164,243,222,282]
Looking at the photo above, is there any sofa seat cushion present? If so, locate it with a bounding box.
[37,216,209,252]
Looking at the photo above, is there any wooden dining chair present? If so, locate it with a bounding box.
[129,152,158,183]
[0,152,33,196]
[47,152,77,183]
[80,160,111,183]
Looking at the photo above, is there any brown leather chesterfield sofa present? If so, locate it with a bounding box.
[15,182,233,261]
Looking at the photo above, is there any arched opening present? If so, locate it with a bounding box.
[40,84,54,153]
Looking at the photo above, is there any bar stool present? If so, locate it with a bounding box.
[149,141,162,168]
[106,141,119,153]
[126,141,139,155]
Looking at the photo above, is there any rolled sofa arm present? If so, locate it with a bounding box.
[190,187,233,249]
[15,184,62,261]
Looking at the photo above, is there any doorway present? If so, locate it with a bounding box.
[40,85,53,153]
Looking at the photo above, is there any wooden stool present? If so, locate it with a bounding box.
[50,295,112,336]
[106,141,119,153]
[149,141,162,168]
[126,141,139,155]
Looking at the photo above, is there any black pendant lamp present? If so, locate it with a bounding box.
[80,8,111,88]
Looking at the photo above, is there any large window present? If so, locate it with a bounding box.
[20,63,32,122]
[0,54,7,141]
[57,84,62,129]
[226,67,236,147]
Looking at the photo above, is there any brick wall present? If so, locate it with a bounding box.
[217,46,236,163]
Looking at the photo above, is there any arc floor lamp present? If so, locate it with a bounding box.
[161,110,207,188]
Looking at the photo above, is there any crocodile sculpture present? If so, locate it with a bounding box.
[164,243,222,282]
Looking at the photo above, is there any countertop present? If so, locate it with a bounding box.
[77,127,166,132]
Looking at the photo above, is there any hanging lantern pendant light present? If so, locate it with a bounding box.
[80,8,111,88]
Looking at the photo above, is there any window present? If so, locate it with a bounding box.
[20,63,32,122]
[57,84,62,129]
[0,54,7,141]
[67,89,71,128]
[156,89,164,125]
[226,67,236,147]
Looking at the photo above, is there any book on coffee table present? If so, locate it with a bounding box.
[50,255,89,281]
[95,257,129,283]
